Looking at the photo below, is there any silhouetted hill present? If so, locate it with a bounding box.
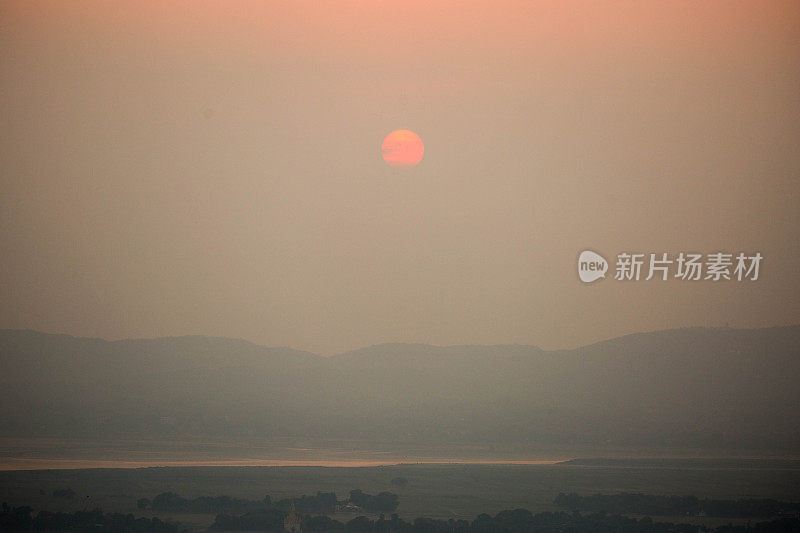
[0,326,798,451]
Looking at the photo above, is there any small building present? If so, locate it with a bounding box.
[337,502,362,513]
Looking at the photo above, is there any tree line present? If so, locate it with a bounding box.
[3,501,799,532]
[0,504,183,532]
[554,493,800,518]
[137,489,397,515]
[212,508,799,533]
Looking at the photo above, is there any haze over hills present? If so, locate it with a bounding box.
[0,326,798,452]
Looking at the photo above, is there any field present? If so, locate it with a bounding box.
[1,459,799,532]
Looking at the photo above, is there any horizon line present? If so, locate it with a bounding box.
[1,323,798,358]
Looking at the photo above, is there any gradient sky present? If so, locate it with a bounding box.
[1,1,799,354]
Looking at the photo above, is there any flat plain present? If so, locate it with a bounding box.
[1,459,799,532]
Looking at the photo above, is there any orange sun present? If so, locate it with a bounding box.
[381,130,424,167]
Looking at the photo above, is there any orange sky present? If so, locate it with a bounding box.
[1,1,799,353]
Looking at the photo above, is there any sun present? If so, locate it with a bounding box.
[381,130,424,167]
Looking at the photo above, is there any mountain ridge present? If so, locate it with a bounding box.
[0,325,797,451]
[3,324,797,357]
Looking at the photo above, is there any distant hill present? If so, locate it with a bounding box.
[0,326,798,451]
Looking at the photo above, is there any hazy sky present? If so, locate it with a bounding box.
[1,1,799,354]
